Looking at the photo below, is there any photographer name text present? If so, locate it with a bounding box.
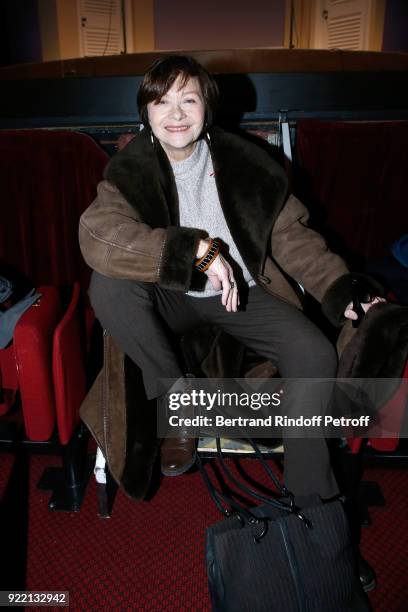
[168,415,371,428]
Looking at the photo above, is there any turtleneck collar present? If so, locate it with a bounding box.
[170,138,205,178]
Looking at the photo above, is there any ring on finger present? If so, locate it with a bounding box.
[230,281,235,290]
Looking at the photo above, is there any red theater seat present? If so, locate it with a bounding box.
[295,120,408,469]
[2,283,87,447]
[13,286,61,441]
[0,129,109,511]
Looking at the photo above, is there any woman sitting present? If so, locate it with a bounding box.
[79,55,381,591]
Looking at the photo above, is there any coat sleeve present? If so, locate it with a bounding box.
[271,194,352,324]
[79,180,208,291]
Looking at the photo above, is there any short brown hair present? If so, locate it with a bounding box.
[137,55,219,128]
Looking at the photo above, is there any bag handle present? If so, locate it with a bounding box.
[197,441,312,529]
[219,438,292,497]
[197,453,280,542]
[196,452,256,522]
[215,438,292,513]
[214,438,312,525]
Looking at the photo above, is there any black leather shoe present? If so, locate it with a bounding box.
[161,437,196,476]
[358,554,376,592]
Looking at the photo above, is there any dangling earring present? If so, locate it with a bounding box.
[150,131,154,145]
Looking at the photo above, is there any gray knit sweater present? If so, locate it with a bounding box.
[171,138,255,297]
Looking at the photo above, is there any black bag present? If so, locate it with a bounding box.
[197,439,369,612]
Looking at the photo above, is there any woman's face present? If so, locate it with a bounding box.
[147,75,205,162]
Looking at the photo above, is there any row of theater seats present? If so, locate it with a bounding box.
[0,125,406,513]
[0,130,109,510]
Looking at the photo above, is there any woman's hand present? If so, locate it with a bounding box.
[196,239,239,312]
[205,254,239,312]
[344,296,386,321]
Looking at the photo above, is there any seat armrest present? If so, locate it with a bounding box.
[53,282,87,444]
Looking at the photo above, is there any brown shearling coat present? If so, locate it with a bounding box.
[79,127,355,499]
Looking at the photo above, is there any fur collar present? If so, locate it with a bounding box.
[104,126,288,278]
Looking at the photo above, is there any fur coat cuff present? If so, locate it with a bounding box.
[159,226,208,291]
[337,302,408,379]
[322,273,384,327]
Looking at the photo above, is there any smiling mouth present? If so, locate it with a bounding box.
[165,126,190,132]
